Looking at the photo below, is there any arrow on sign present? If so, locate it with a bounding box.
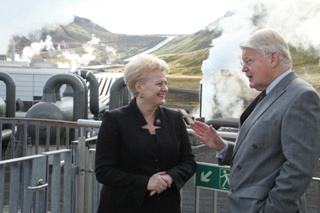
[201,171,212,182]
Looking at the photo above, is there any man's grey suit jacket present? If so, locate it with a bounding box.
[220,72,320,213]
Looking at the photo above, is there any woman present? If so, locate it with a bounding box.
[95,54,196,213]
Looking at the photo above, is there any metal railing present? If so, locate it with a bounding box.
[0,154,47,212]
[0,117,319,213]
[0,118,81,213]
[76,119,101,213]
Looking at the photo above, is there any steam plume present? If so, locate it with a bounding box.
[59,34,100,70]
[197,0,320,120]
[21,35,55,60]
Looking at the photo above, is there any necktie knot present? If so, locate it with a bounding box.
[240,90,267,125]
[257,90,266,105]
[261,90,266,98]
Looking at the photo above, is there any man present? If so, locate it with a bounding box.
[190,28,320,213]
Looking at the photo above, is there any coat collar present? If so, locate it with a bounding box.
[129,98,163,127]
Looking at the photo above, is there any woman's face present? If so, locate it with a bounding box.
[138,71,168,106]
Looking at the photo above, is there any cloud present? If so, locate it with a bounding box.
[0,0,85,54]
[74,0,235,35]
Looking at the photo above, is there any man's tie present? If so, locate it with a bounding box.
[256,90,266,106]
[240,90,266,125]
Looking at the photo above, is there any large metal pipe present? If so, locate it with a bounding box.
[54,83,63,101]
[109,76,131,110]
[0,71,16,117]
[76,69,99,118]
[41,73,88,120]
[0,99,5,117]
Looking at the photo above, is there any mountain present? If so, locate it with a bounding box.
[6,14,320,112]
[11,16,168,64]
[10,15,320,93]
[9,15,223,75]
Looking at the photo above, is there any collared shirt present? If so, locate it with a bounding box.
[265,69,292,95]
[216,70,293,159]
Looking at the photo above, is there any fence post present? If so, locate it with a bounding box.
[87,149,95,212]
[213,190,218,213]
[313,177,320,213]
[77,126,87,213]
[195,187,200,213]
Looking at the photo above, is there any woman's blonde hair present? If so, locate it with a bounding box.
[124,54,170,97]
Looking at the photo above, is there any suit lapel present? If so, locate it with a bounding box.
[240,94,260,125]
[232,72,298,159]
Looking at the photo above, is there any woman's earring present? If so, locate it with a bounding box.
[139,94,143,98]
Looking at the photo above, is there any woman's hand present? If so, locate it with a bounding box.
[148,172,173,196]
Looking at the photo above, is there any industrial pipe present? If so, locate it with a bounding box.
[109,76,131,110]
[0,71,16,117]
[41,73,88,120]
[76,69,99,118]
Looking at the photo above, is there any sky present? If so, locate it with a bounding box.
[75,0,236,35]
[0,0,236,54]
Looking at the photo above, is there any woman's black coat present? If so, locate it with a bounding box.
[95,99,196,213]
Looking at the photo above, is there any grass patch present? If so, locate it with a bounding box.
[167,76,201,91]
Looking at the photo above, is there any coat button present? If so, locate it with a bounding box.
[236,165,241,170]
[252,144,258,149]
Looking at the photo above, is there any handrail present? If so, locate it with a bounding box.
[0,117,78,128]
[77,119,101,128]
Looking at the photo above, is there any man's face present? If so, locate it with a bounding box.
[241,48,273,91]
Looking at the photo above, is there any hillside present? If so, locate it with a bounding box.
[11,16,167,64]
[154,30,220,76]
[9,15,320,105]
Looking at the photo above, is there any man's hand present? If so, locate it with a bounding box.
[190,121,226,152]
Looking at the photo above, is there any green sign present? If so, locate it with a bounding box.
[195,162,230,192]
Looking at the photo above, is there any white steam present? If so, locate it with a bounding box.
[16,34,101,71]
[59,34,100,70]
[16,34,101,70]
[21,35,55,60]
[196,0,320,120]
[199,33,249,119]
